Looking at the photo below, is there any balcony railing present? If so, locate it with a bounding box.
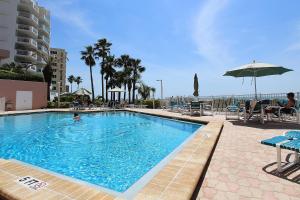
[38,35,50,44]
[39,24,50,34]
[38,45,48,54]
[15,50,37,60]
[18,24,38,36]
[43,14,50,24]
[37,56,46,65]
[17,37,37,48]
[18,11,39,24]
[19,0,39,13]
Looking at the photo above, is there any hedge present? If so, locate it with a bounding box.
[0,70,44,82]
[140,100,161,109]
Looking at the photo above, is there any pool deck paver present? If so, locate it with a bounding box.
[0,159,116,200]
[127,109,223,200]
[197,120,300,200]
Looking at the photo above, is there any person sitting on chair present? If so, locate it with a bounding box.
[278,92,296,114]
[266,92,296,116]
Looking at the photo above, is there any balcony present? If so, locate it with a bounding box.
[38,35,50,46]
[18,11,38,26]
[40,14,50,25]
[17,24,38,37]
[16,37,38,49]
[15,50,37,62]
[37,56,46,65]
[39,24,50,36]
[38,45,48,55]
[18,62,37,72]
[18,0,39,15]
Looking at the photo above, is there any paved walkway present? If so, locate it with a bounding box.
[197,120,300,200]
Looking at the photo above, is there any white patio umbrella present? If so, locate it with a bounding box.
[73,88,92,96]
[107,87,125,93]
[108,87,125,102]
[224,61,293,99]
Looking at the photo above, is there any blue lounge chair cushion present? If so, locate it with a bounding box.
[280,139,300,152]
[261,136,290,147]
[285,130,300,139]
[227,105,239,112]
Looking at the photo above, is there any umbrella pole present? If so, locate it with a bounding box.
[254,76,257,99]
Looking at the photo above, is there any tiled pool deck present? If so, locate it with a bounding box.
[0,109,299,199]
[0,109,223,200]
[198,120,300,200]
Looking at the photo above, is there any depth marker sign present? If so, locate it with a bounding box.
[17,176,48,191]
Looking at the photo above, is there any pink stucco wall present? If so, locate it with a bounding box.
[0,79,47,111]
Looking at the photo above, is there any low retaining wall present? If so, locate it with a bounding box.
[0,79,47,111]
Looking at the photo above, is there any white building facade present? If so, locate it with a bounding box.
[0,0,50,72]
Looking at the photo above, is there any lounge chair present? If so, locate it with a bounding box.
[261,130,300,172]
[225,103,242,120]
[279,102,300,124]
[243,100,269,124]
[182,101,201,116]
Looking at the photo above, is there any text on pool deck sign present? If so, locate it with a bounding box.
[17,176,48,191]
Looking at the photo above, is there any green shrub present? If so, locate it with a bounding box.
[59,102,71,108]
[47,101,70,108]
[47,102,57,108]
[141,100,161,109]
[0,70,44,82]
[94,99,103,106]
[60,95,75,102]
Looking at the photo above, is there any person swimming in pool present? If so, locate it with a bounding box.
[73,113,80,121]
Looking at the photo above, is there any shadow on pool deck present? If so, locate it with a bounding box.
[230,120,300,130]
[262,160,300,184]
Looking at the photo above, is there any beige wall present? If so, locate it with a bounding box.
[50,48,67,93]
[0,79,47,111]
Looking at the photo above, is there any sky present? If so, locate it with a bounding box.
[39,0,300,98]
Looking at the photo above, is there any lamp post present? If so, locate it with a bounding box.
[156,80,163,99]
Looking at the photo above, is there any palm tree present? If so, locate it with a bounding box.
[116,55,131,101]
[94,38,112,101]
[115,71,125,102]
[131,59,146,103]
[74,76,83,89]
[81,46,96,101]
[150,87,156,99]
[67,75,75,92]
[138,83,152,100]
[103,55,116,102]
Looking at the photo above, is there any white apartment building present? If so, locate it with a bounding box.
[50,48,67,94]
[0,0,50,72]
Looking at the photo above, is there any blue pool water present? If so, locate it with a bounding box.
[0,112,201,192]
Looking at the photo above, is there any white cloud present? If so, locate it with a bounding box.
[192,0,232,66]
[40,0,100,38]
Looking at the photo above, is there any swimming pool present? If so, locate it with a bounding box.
[0,112,202,194]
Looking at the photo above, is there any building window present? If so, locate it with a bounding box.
[52,75,56,78]
[51,81,56,84]
[52,86,56,90]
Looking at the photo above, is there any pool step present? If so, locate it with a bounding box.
[0,160,117,200]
